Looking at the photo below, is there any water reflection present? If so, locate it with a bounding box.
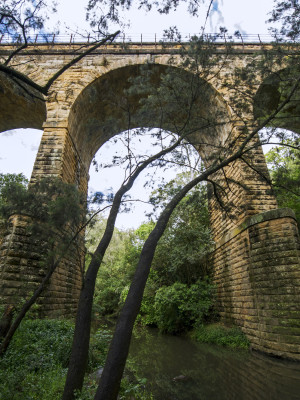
[129,327,300,400]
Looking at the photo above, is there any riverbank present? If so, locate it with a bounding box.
[1,319,300,400]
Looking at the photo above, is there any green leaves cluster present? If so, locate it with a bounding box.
[194,324,250,349]
[265,139,300,225]
[0,172,28,208]
[86,217,137,316]
[150,174,213,285]
[154,279,215,334]
[91,175,216,335]
[0,319,114,400]
[268,0,300,41]
[0,175,86,270]
[0,176,84,228]
[0,319,74,400]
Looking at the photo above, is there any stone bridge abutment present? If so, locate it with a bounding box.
[0,42,299,359]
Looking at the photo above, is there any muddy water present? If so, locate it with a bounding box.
[128,327,300,400]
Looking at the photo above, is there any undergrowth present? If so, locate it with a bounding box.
[0,319,152,400]
[193,323,250,350]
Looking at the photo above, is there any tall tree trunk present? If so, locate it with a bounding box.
[94,119,270,398]
[62,137,184,400]
[62,195,123,400]
[94,169,212,400]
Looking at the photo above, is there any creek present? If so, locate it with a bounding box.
[128,326,300,400]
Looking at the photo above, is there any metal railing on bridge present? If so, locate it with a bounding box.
[0,32,296,45]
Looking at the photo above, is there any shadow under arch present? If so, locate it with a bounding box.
[0,72,46,133]
[253,66,300,133]
[68,63,232,172]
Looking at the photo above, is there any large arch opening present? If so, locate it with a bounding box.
[68,63,232,173]
[68,63,236,243]
[88,127,203,229]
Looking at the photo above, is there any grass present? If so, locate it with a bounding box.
[193,323,250,350]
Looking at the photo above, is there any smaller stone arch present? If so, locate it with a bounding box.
[254,66,300,133]
[0,72,46,133]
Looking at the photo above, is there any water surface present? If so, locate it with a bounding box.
[129,327,300,400]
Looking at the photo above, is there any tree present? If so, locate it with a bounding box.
[0,177,86,356]
[268,0,300,40]
[92,29,300,397]
[0,172,28,208]
[62,132,200,400]
[0,0,120,97]
[86,216,133,317]
[265,138,300,225]
[149,173,213,285]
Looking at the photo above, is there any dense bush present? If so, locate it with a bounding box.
[265,140,300,226]
[154,279,215,334]
[0,319,74,400]
[0,318,152,400]
[88,176,217,338]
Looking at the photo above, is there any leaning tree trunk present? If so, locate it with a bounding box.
[62,136,186,400]
[94,168,213,400]
[62,193,123,400]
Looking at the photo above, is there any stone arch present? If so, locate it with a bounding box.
[0,55,299,360]
[68,63,231,170]
[0,72,46,132]
[66,63,254,242]
[254,66,300,133]
[34,62,280,243]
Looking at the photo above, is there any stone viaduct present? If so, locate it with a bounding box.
[0,41,299,360]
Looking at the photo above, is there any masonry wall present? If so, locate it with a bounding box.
[0,125,87,318]
[212,208,300,360]
[0,44,299,359]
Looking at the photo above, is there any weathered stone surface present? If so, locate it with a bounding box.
[0,42,299,359]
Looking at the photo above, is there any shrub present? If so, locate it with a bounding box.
[0,319,74,400]
[154,279,215,334]
[194,324,250,349]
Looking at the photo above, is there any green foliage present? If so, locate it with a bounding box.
[0,173,28,210]
[154,279,215,334]
[193,324,250,350]
[0,319,74,400]
[119,379,153,400]
[0,176,86,279]
[86,217,136,317]
[0,177,84,229]
[0,319,116,400]
[137,270,159,326]
[268,0,300,41]
[265,140,300,225]
[150,175,213,285]
[91,173,214,333]
[0,172,28,190]
[88,327,112,371]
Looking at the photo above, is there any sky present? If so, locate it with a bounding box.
[0,0,276,229]
[52,0,275,39]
